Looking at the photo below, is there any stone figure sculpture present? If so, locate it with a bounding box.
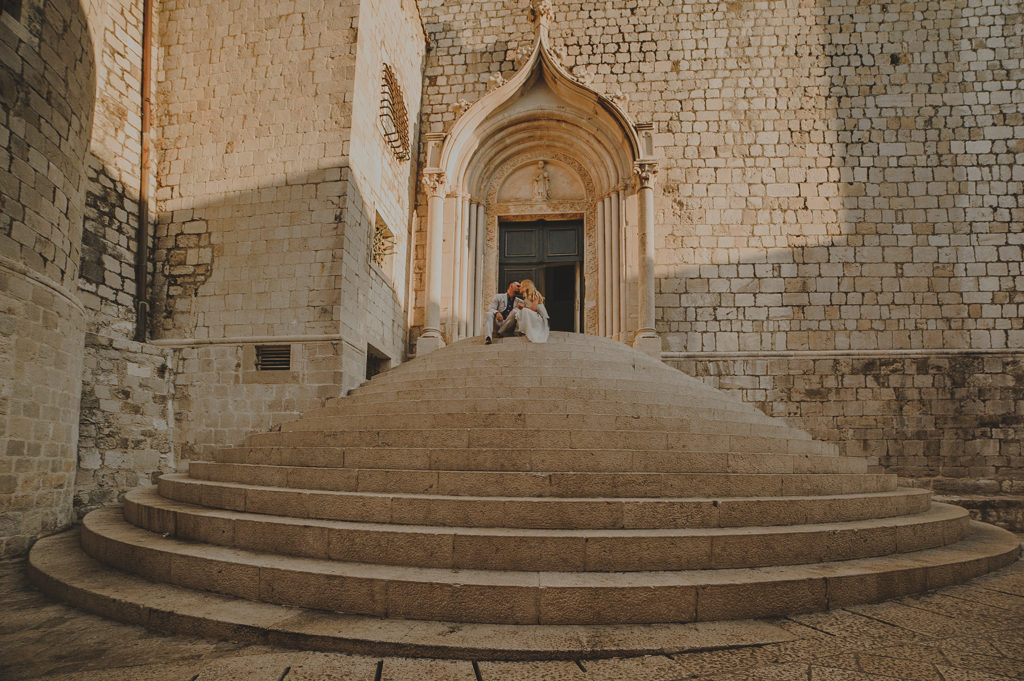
[532,160,550,201]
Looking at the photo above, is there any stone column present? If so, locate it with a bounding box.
[633,162,660,357]
[417,171,448,356]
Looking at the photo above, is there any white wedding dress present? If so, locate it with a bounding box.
[515,303,550,343]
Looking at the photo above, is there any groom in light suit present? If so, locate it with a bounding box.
[484,280,521,344]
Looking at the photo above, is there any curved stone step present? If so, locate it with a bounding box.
[242,428,836,458]
[209,444,860,472]
[125,489,968,571]
[351,377,749,404]
[75,506,1021,625]
[207,447,864,474]
[152,477,929,528]
[26,529,802,660]
[278,412,812,442]
[314,396,783,425]
[176,464,889,501]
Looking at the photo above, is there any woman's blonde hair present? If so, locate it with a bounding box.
[520,279,544,304]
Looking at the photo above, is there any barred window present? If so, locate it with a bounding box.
[380,64,410,160]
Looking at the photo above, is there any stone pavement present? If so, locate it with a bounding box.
[3,549,1024,681]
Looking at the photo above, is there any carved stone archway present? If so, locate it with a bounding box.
[417,3,659,356]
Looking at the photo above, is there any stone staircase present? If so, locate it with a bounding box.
[29,332,1020,658]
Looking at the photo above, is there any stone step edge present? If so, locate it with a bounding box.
[28,529,799,661]
[86,505,1014,590]
[156,475,927,528]
[226,444,851,469]
[279,414,810,435]
[129,487,954,540]
[176,468,891,499]
[76,507,1022,624]
[125,490,968,571]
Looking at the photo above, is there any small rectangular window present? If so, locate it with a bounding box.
[366,344,390,380]
[255,345,291,371]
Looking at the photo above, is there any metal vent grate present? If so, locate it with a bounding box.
[255,345,291,371]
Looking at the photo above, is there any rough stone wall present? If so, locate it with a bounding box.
[668,352,1023,496]
[78,0,146,337]
[0,0,93,555]
[75,333,173,516]
[151,0,426,457]
[654,0,1023,355]
[417,0,1023,494]
[74,0,177,520]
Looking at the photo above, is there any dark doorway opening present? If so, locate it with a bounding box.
[498,219,583,333]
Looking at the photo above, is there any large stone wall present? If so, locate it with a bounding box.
[341,0,425,374]
[150,0,427,465]
[416,0,1023,499]
[74,0,178,521]
[148,0,361,464]
[668,351,1023,495]
[0,0,94,555]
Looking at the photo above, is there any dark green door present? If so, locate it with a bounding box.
[498,220,583,333]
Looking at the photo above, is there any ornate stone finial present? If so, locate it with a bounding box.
[487,71,506,90]
[421,171,448,198]
[513,43,533,70]
[529,0,553,27]
[452,98,471,119]
[532,161,550,201]
[634,161,658,189]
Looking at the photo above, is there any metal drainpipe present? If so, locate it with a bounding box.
[134,0,154,342]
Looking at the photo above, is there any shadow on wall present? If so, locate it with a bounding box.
[657,0,1022,495]
[143,164,410,464]
[0,0,96,556]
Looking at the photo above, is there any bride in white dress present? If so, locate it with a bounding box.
[512,278,550,343]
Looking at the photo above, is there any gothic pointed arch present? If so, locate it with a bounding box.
[416,6,660,355]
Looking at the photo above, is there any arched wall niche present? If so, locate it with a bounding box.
[417,24,660,355]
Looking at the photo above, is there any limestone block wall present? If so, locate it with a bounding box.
[74,0,178,521]
[341,0,425,374]
[0,0,94,555]
[171,342,341,460]
[150,0,426,461]
[148,0,362,463]
[416,0,1023,493]
[668,352,1023,496]
[76,334,173,516]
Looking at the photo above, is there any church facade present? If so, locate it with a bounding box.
[1,0,1022,556]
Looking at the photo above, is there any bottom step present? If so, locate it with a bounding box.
[28,530,798,661]
[29,520,1020,658]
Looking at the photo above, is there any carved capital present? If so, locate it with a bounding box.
[422,171,448,198]
[634,162,659,189]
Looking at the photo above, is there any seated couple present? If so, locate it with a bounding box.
[484,279,550,344]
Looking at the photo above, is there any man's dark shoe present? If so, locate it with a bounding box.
[485,336,492,344]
